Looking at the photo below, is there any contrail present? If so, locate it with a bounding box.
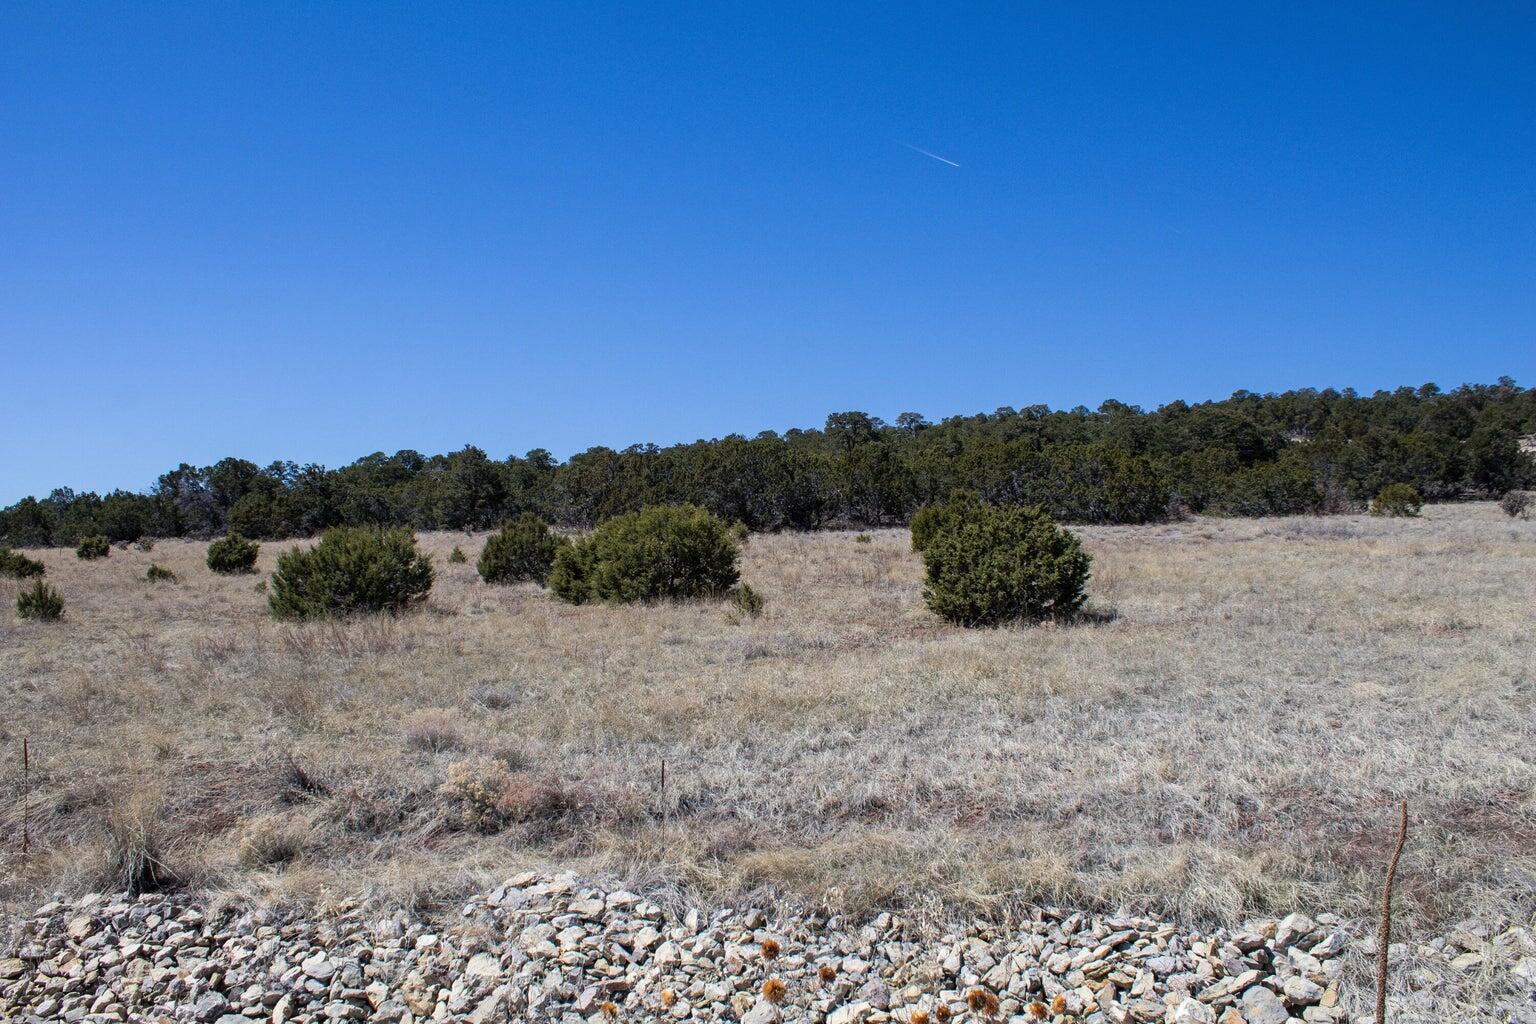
[901,142,960,168]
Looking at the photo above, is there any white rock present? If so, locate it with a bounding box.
[827,1001,873,1024]
[1171,997,1216,1024]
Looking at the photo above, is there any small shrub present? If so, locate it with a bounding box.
[439,757,576,832]
[76,535,110,560]
[236,814,307,867]
[469,681,519,710]
[854,533,872,544]
[268,527,433,620]
[920,501,1091,627]
[478,513,566,586]
[1371,483,1423,517]
[206,533,260,574]
[17,580,65,620]
[135,537,156,552]
[279,753,331,800]
[440,757,515,831]
[729,520,751,544]
[727,582,765,622]
[0,548,46,579]
[1500,490,1532,519]
[550,504,739,605]
[402,708,465,753]
[145,564,178,583]
[448,545,468,564]
[103,791,177,895]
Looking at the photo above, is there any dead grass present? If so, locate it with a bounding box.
[0,505,1532,949]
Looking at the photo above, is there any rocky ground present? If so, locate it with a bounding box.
[3,873,1533,1024]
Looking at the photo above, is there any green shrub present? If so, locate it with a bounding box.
[448,545,468,564]
[17,580,64,620]
[268,527,434,620]
[910,492,982,554]
[548,539,597,603]
[146,564,178,583]
[729,520,751,544]
[920,501,1091,627]
[549,504,739,605]
[1370,483,1423,517]
[478,514,566,586]
[731,582,765,619]
[1500,490,1532,519]
[0,548,46,579]
[206,533,260,574]
[909,506,943,553]
[854,533,872,544]
[76,535,110,560]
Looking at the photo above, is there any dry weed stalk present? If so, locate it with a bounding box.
[21,737,30,859]
[1376,799,1409,1024]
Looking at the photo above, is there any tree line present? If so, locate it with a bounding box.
[4,379,1533,546]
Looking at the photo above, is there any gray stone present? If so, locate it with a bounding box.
[1273,914,1316,950]
[1239,985,1290,1024]
[191,992,230,1023]
[1282,975,1324,1006]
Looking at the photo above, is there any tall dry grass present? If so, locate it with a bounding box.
[0,507,1531,950]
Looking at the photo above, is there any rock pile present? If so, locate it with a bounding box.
[0,872,1527,1023]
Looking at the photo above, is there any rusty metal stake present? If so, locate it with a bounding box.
[1376,799,1408,1024]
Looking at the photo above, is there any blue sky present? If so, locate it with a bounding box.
[2,2,1533,502]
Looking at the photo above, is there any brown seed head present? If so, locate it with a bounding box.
[1051,993,1067,1015]
[761,938,781,961]
[967,988,1000,1018]
[599,1002,618,1020]
[933,1006,952,1024]
[1028,1001,1049,1020]
[761,978,786,1004]
[910,1011,931,1024]
[818,963,837,983]
[659,989,676,1008]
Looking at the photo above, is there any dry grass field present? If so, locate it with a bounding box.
[2,505,1532,949]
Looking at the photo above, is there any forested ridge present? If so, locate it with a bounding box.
[6,380,1534,546]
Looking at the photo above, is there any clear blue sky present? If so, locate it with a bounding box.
[3,3,1533,502]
